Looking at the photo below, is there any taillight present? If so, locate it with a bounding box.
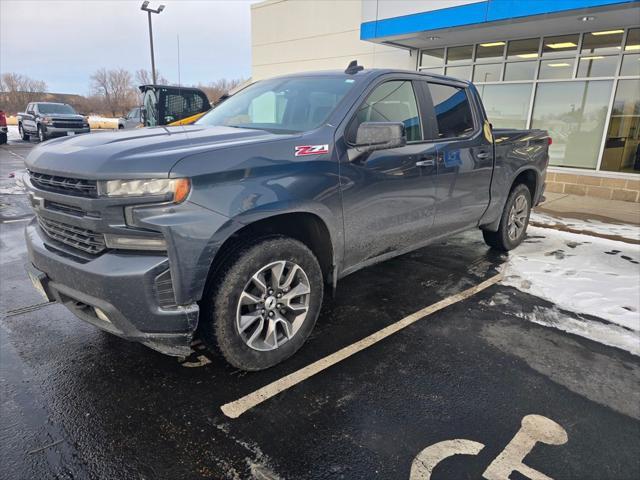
[547,137,553,145]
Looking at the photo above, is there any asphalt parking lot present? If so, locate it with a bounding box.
[1,133,639,480]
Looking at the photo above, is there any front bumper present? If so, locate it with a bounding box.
[44,126,90,136]
[25,219,199,356]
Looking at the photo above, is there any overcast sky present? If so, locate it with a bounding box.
[1,0,257,95]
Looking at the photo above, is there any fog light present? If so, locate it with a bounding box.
[94,307,111,323]
[104,234,167,251]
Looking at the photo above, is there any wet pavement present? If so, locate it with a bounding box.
[1,137,639,479]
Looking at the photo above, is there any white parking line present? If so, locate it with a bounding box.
[221,272,504,418]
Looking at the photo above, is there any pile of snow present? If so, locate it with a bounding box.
[531,211,640,242]
[504,226,640,355]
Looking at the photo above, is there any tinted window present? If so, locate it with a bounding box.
[198,77,355,133]
[348,80,422,143]
[428,83,475,138]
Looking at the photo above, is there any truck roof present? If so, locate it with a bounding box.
[266,68,472,87]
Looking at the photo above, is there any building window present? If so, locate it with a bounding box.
[581,30,624,54]
[477,84,533,129]
[445,65,472,81]
[542,34,579,57]
[601,79,640,174]
[476,41,505,62]
[417,27,640,175]
[577,55,618,77]
[531,80,612,169]
[504,61,537,80]
[473,63,502,82]
[625,28,640,51]
[420,49,445,68]
[507,38,540,60]
[447,45,473,64]
[538,58,575,79]
[620,54,640,76]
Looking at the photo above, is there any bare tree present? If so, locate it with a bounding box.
[90,68,136,117]
[197,78,246,104]
[135,69,169,86]
[0,73,48,114]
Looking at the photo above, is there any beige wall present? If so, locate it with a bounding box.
[251,0,415,80]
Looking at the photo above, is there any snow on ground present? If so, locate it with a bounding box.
[531,211,640,242]
[6,125,20,141]
[503,225,640,355]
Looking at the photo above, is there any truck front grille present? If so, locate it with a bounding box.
[37,216,106,255]
[52,121,84,129]
[29,171,97,198]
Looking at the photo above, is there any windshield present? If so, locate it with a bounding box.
[196,77,356,133]
[38,104,77,114]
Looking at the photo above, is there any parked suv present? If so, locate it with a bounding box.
[24,66,549,370]
[18,102,90,142]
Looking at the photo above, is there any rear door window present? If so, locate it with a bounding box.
[427,83,475,138]
[348,80,423,143]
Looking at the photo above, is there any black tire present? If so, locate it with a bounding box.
[19,123,29,141]
[0,132,7,145]
[482,183,532,251]
[118,124,124,130]
[37,125,47,142]
[201,236,323,371]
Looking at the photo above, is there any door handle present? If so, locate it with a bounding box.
[476,152,491,159]
[416,156,436,168]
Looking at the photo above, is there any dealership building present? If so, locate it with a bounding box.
[251,0,640,202]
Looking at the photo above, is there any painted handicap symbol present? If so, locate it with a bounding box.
[410,414,568,480]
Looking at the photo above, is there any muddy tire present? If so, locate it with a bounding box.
[19,123,29,141]
[483,183,531,251]
[201,236,323,371]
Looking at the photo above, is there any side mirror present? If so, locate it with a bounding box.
[354,122,406,153]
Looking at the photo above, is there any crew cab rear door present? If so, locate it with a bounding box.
[338,75,439,270]
[422,81,493,235]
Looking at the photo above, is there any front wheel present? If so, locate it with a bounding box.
[19,124,29,141]
[482,183,531,251]
[37,125,47,142]
[201,236,324,371]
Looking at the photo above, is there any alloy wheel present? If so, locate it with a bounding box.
[235,260,311,351]
[507,194,528,241]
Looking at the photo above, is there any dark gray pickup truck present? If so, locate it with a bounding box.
[18,102,90,142]
[23,66,549,370]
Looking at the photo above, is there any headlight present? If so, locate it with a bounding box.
[42,117,53,124]
[99,178,190,202]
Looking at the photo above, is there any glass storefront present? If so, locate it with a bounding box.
[418,27,640,175]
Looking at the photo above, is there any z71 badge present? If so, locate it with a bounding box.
[295,145,329,156]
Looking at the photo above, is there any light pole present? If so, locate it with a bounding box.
[140,1,165,85]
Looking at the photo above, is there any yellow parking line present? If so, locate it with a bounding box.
[221,272,504,418]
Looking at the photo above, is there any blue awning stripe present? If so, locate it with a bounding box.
[360,0,639,40]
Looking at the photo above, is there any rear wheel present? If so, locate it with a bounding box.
[19,123,29,141]
[201,236,323,371]
[482,183,531,251]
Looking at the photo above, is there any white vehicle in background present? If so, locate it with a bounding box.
[118,107,143,130]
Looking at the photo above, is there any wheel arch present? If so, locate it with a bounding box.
[199,210,337,303]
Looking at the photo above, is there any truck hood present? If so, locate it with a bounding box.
[24,125,294,179]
